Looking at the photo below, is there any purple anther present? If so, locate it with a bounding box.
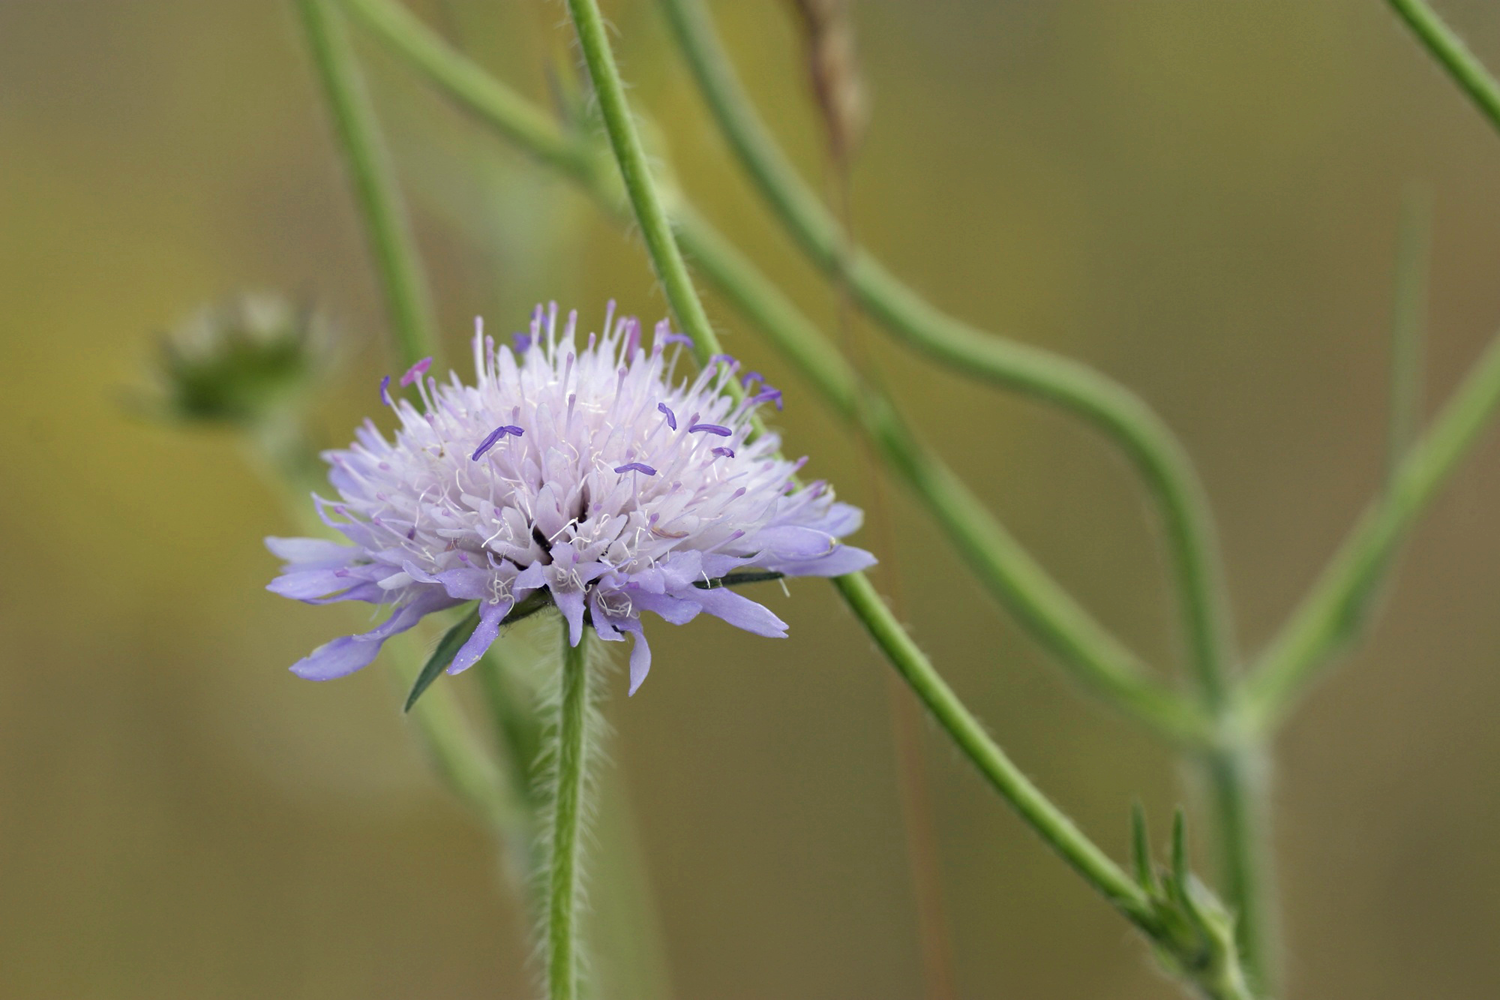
[513,332,532,353]
[688,422,733,437]
[613,462,658,476]
[379,375,393,406]
[399,357,432,387]
[752,386,783,410]
[471,424,523,461]
[659,331,692,347]
[711,447,736,459]
[657,402,678,430]
[709,353,738,369]
[739,370,763,387]
[406,527,417,540]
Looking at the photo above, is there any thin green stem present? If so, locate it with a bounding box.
[294,0,437,368]
[1386,0,1500,134]
[832,575,1151,920]
[1203,742,1276,995]
[1247,328,1500,728]
[1388,188,1431,486]
[548,629,591,1000]
[340,0,1209,742]
[656,0,1233,704]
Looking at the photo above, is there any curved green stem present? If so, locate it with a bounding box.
[655,0,1233,703]
[1246,327,1500,729]
[294,0,436,368]
[548,630,591,1000]
[339,0,1208,742]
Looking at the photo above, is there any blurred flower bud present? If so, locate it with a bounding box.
[152,294,324,425]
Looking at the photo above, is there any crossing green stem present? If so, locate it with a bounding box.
[294,0,436,368]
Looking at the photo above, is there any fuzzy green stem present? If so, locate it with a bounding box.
[294,0,436,368]
[548,630,591,1000]
[340,0,1208,741]
[656,0,1233,705]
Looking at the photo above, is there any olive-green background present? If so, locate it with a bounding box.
[3,1,1499,997]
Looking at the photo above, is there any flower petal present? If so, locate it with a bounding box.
[290,636,381,681]
[265,536,354,566]
[555,588,586,647]
[762,544,877,579]
[690,586,788,638]
[267,569,355,601]
[447,599,512,674]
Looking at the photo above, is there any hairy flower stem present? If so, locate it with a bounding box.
[293,0,436,369]
[547,630,592,1000]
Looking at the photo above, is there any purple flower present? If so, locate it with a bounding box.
[267,303,874,695]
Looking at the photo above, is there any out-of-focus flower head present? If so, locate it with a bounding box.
[267,302,874,695]
[153,294,322,425]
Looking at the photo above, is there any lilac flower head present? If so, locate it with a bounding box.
[267,304,874,695]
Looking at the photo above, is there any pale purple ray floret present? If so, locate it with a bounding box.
[266,303,875,695]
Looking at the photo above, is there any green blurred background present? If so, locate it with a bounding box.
[4,1,1500,997]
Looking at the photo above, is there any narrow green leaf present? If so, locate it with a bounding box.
[1388,185,1431,488]
[1169,808,1190,902]
[1130,802,1155,892]
[405,604,481,713]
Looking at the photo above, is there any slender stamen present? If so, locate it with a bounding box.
[657,402,677,430]
[688,422,733,437]
[471,424,524,461]
[614,462,658,476]
[752,386,783,410]
[379,375,393,406]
